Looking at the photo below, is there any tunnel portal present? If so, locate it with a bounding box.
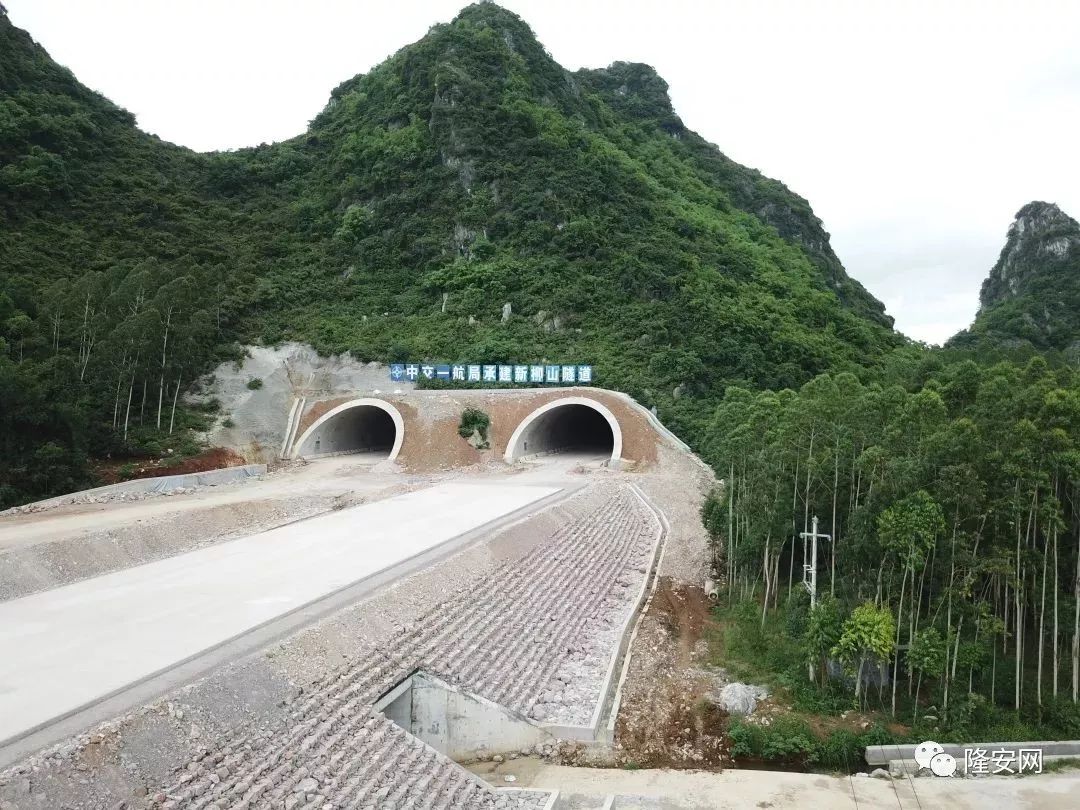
[505,399,620,464]
[294,400,402,461]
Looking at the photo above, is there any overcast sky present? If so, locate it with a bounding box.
[8,0,1080,344]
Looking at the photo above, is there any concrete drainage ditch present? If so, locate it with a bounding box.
[375,670,558,762]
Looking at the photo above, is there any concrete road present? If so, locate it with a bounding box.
[0,451,611,554]
[0,481,559,744]
[480,761,1080,809]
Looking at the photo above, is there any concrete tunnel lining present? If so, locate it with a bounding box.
[291,398,405,460]
[504,396,622,464]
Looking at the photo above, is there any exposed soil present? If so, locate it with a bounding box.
[603,577,728,770]
[90,447,247,484]
[801,708,910,739]
[649,578,713,667]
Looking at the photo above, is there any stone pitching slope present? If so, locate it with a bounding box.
[158,483,658,809]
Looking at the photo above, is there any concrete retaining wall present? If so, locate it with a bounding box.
[377,671,554,760]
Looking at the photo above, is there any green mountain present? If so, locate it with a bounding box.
[950,202,1080,356]
[0,2,901,506]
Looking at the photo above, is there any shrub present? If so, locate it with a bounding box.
[814,729,863,771]
[1039,697,1080,737]
[728,717,902,772]
[785,675,852,715]
[457,408,491,448]
[191,398,222,413]
[760,717,816,761]
[246,377,263,390]
[948,692,993,737]
[727,718,816,763]
[727,720,760,758]
[859,723,900,748]
[700,488,726,542]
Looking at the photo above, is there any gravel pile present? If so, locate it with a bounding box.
[1,487,205,516]
[154,483,658,809]
[636,441,715,582]
[0,466,273,517]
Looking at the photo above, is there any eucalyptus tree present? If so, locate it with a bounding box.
[702,355,1080,723]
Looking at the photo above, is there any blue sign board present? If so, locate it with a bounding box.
[390,362,593,385]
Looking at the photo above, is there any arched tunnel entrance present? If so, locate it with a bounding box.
[292,399,404,462]
[505,397,622,465]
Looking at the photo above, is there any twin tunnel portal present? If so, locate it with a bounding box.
[291,396,623,466]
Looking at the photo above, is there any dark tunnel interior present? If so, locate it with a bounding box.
[516,404,614,459]
[299,405,397,459]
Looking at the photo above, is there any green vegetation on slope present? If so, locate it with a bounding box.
[0,3,901,507]
[701,352,1080,739]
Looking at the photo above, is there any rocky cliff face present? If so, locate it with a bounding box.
[952,202,1080,354]
[979,202,1080,308]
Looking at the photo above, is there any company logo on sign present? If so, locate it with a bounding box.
[389,363,593,385]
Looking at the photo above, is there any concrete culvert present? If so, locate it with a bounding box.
[505,397,621,464]
[293,399,404,462]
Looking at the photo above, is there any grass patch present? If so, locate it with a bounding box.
[1036,757,1080,775]
[727,717,899,772]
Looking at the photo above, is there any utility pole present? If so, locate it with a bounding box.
[800,516,831,610]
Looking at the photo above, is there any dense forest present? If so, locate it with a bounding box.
[702,349,1080,741]
[0,3,902,507]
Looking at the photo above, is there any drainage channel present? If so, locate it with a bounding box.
[374,670,558,761]
[371,484,668,804]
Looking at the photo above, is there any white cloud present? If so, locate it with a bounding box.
[7,0,1079,343]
